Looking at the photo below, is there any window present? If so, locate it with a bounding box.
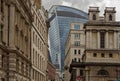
[0,25,3,42]
[74,58,77,62]
[80,70,83,76]
[97,69,109,76]
[21,62,24,73]
[2,55,4,68]
[74,33,80,39]
[78,50,80,54]
[101,53,105,57]
[74,41,80,46]
[93,53,97,57]
[26,65,28,76]
[100,32,105,48]
[78,58,80,62]
[74,25,80,30]
[109,53,113,58]
[1,0,3,13]
[74,50,77,54]
[16,59,19,71]
[93,14,96,20]
[109,14,112,21]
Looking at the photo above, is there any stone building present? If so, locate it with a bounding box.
[0,0,33,81]
[66,7,120,81]
[48,61,56,81]
[31,0,49,81]
[64,22,85,81]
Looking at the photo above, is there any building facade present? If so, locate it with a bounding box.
[64,22,85,81]
[49,5,88,72]
[69,7,120,81]
[31,0,49,81]
[0,0,33,81]
[48,61,56,81]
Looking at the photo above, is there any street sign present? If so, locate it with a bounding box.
[76,76,81,81]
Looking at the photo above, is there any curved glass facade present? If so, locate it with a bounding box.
[49,5,88,71]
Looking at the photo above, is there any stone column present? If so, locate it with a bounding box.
[114,31,117,49]
[4,1,9,45]
[76,68,80,77]
[105,31,108,49]
[86,31,89,48]
[9,4,15,48]
[89,31,92,48]
[97,31,100,48]
[85,67,89,81]
[9,53,16,81]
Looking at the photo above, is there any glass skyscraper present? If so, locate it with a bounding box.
[49,5,88,71]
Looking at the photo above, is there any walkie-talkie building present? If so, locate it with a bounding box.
[49,5,88,72]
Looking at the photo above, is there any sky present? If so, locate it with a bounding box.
[42,0,120,21]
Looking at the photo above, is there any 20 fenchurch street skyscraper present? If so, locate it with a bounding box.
[49,5,88,71]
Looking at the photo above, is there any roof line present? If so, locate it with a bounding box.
[49,5,87,14]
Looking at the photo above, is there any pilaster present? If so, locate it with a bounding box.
[86,31,90,48]
[105,31,108,48]
[90,31,92,48]
[9,53,16,71]
[114,32,117,49]
[85,67,90,81]
[9,4,15,48]
[97,31,100,48]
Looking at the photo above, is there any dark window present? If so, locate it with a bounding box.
[2,55,4,68]
[109,53,113,58]
[100,32,105,48]
[74,58,77,62]
[0,25,3,42]
[73,69,77,80]
[101,53,105,57]
[97,69,109,75]
[21,62,24,73]
[80,70,83,76]
[78,50,80,54]
[74,50,77,54]
[26,65,28,76]
[93,53,97,57]
[109,14,112,21]
[78,58,80,62]
[1,0,4,13]
[93,14,96,20]
[16,59,19,71]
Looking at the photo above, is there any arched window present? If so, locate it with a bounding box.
[93,14,96,20]
[74,58,77,62]
[109,14,112,21]
[78,58,80,62]
[97,69,109,76]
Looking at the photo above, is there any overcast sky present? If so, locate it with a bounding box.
[42,0,120,21]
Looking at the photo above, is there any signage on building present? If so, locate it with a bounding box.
[76,76,81,81]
